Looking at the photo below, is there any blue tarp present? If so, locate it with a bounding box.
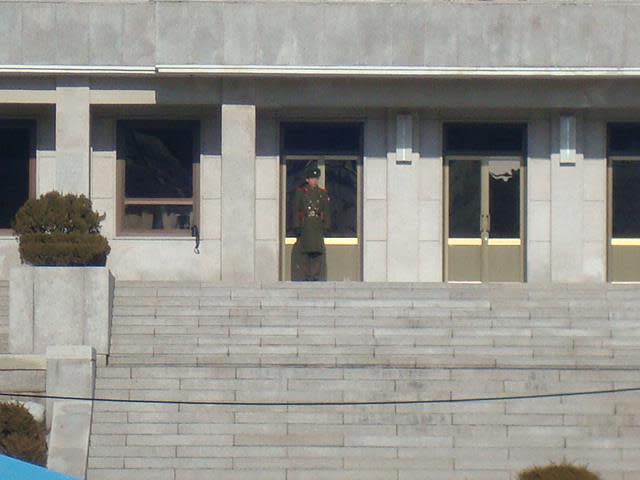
[0,455,79,480]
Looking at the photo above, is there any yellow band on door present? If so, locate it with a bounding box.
[447,238,482,246]
[447,238,521,246]
[611,238,640,247]
[285,237,359,246]
[487,238,521,246]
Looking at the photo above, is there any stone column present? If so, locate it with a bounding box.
[221,81,256,283]
[255,111,280,283]
[386,111,419,282]
[417,118,443,282]
[56,78,91,195]
[550,115,584,282]
[549,115,606,283]
[46,346,95,479]
[362,116,388,281]
[581,119,607,282]
[527,119,552,283]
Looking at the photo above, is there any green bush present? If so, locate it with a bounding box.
[519,463,601,480]
[13,191,110,266]
[0,402,47,466]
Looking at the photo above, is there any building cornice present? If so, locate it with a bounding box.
[0,65,157,75]
[3,64,640,78]
[154,65,640,78]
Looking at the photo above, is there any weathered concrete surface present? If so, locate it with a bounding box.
[86,282,640,480]
[46,345,95,479]
[0,1,638,70]
[9,267,114,356]
[221,99,257,284]
[48,400,93,480]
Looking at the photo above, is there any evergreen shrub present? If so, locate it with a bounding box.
[518,463,601,480]
[13,192,110,266]
[0,402,47,466]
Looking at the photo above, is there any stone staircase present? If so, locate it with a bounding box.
[0,280,8,354]
[108,281,640,369]
[87,282,640,480]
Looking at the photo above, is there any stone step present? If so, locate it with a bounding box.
[86,364,640,480]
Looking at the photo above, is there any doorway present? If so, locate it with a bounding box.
[607,123,640,282]
[280,123,363,281]
[443,124,526,282]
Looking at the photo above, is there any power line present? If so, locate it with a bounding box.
[0,386,639,407]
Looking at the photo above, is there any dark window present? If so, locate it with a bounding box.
[608,123,640,156]
[0,126,32,230]
[325,160,357,237]
[445,123,526,156]
[282,123,362,155]
[449,160,481,238]
[489,160,520,238]
[117,121,199,234]
[612,160,640,238]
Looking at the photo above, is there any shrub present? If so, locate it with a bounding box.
[13,191,110,266]
[0,402,47,466]
[519,463,601,480]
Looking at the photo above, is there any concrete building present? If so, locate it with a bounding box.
[4,3,640,479]
[2,1,640,285]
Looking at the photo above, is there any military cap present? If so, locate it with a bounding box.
[304,165,321,179]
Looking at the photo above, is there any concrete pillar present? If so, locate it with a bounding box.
[363,116,388,282]
[549,115,606,283]
[386,111,419,282]
[199,113,223,281]
[527,119,552,283]
[221,81,256,283]
[255,111,280,283]
[56,78,90,195]
[417,118,443,282]
[582,119,607,281]
[551,115,584,282]
[46,346,95,479]
[36,113,57,196]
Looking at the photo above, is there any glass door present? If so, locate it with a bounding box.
[281,155,362,281]
[607,124,640,282]
[608,156,640,281]
[445,156,524,282]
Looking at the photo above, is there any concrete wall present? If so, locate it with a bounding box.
[9,267,113,356]
[0,77,625,283]
[550,117,607,283]
[363,113,443,282]
[1,1,639,69]
[255,111,280,283]
[91,109,223,282]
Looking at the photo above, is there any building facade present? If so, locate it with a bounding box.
[1,0,640,284]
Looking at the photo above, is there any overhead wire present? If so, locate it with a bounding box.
[0,386,639,407]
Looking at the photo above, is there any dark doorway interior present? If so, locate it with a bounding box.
[0,124,33,230]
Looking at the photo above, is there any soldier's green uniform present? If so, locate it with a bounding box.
[291,166,331,281]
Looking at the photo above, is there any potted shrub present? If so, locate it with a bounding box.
[9,192,114,356]
[13,192,110,267]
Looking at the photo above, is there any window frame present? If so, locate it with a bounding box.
[0,120,36,237]
[115,119,200,237]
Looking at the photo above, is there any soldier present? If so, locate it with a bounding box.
[291,165,331,281]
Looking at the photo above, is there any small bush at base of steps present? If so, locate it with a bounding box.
[519,463,601,480]
[0,402,47,466]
